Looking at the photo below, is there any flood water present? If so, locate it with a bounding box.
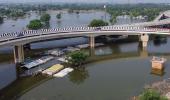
[0,10,167,100]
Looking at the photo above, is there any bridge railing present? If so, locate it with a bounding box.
[0,26,170,43]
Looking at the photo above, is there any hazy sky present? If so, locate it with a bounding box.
[1,0,170,4]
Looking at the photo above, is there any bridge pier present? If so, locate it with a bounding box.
[140,34,149,49]
[89,35,95,48]
[13,45,25,64]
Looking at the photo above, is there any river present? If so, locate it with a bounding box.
[0,10,167,100]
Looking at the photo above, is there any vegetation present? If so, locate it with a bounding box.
[40,13,51,22]
[139,89,168,100]
[66,51,88,67]
[0,3,170,21]
[56,13,62,20]
[27,19,43,30]
[107,4,168,22]
[89,19,108,27]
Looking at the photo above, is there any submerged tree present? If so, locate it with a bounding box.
[27,19,43,30]
[56,13,62,20]
[66,51,88,67]
[88,19,108,27]
[40,13,51,22]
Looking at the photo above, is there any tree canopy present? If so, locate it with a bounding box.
[40,13,51,22]
[56,13,61,20]
[88,19,108,27]
[27,19,43,30]
[66,51,88,67]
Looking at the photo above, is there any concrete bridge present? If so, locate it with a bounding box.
[1,14,170,63]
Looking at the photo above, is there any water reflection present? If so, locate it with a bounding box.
[153,37,167,46]
[138,43,149,58]
[0,63,17,90]
[69,67,89,85]
[151,69,165,76]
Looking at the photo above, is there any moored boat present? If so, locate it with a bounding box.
[53,67,74,77]
[42,64,64,75]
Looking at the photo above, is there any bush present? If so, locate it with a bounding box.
[139,89,168,100]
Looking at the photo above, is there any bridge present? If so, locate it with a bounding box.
[1,13,170,63]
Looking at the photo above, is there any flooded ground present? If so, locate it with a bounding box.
[0,10,165,100]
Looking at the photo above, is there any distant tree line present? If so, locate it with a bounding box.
[0,3,170,21]
[107,4,170,23]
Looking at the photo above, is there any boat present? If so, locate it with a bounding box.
[53,67,74,77]
[22,56,54,69]
[57,56,68,63]
[42,64,64,75]
[151,56,167,70]
[62,46,80,53]
[76,43,104,49]
[76,44,89,49]
[47,49,64,56]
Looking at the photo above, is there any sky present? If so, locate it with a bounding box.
[0,0,170,4]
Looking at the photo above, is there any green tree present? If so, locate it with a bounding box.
[40,13,51,22]
[66,51,88,67]
[139,89,168,100]
[56,13,61,20]
[27,19,43,30]
[0,16,3,23]
[88,19,108,27]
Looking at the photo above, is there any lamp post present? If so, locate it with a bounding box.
[104,5,107,22]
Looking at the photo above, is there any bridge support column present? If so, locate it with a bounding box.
[140,34,149,49]
[89,35,95,48]
[13,45,24,64]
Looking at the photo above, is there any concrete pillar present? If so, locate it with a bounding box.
[89,35,95,48]
[13,45,24,63]
[140,34,149,49]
